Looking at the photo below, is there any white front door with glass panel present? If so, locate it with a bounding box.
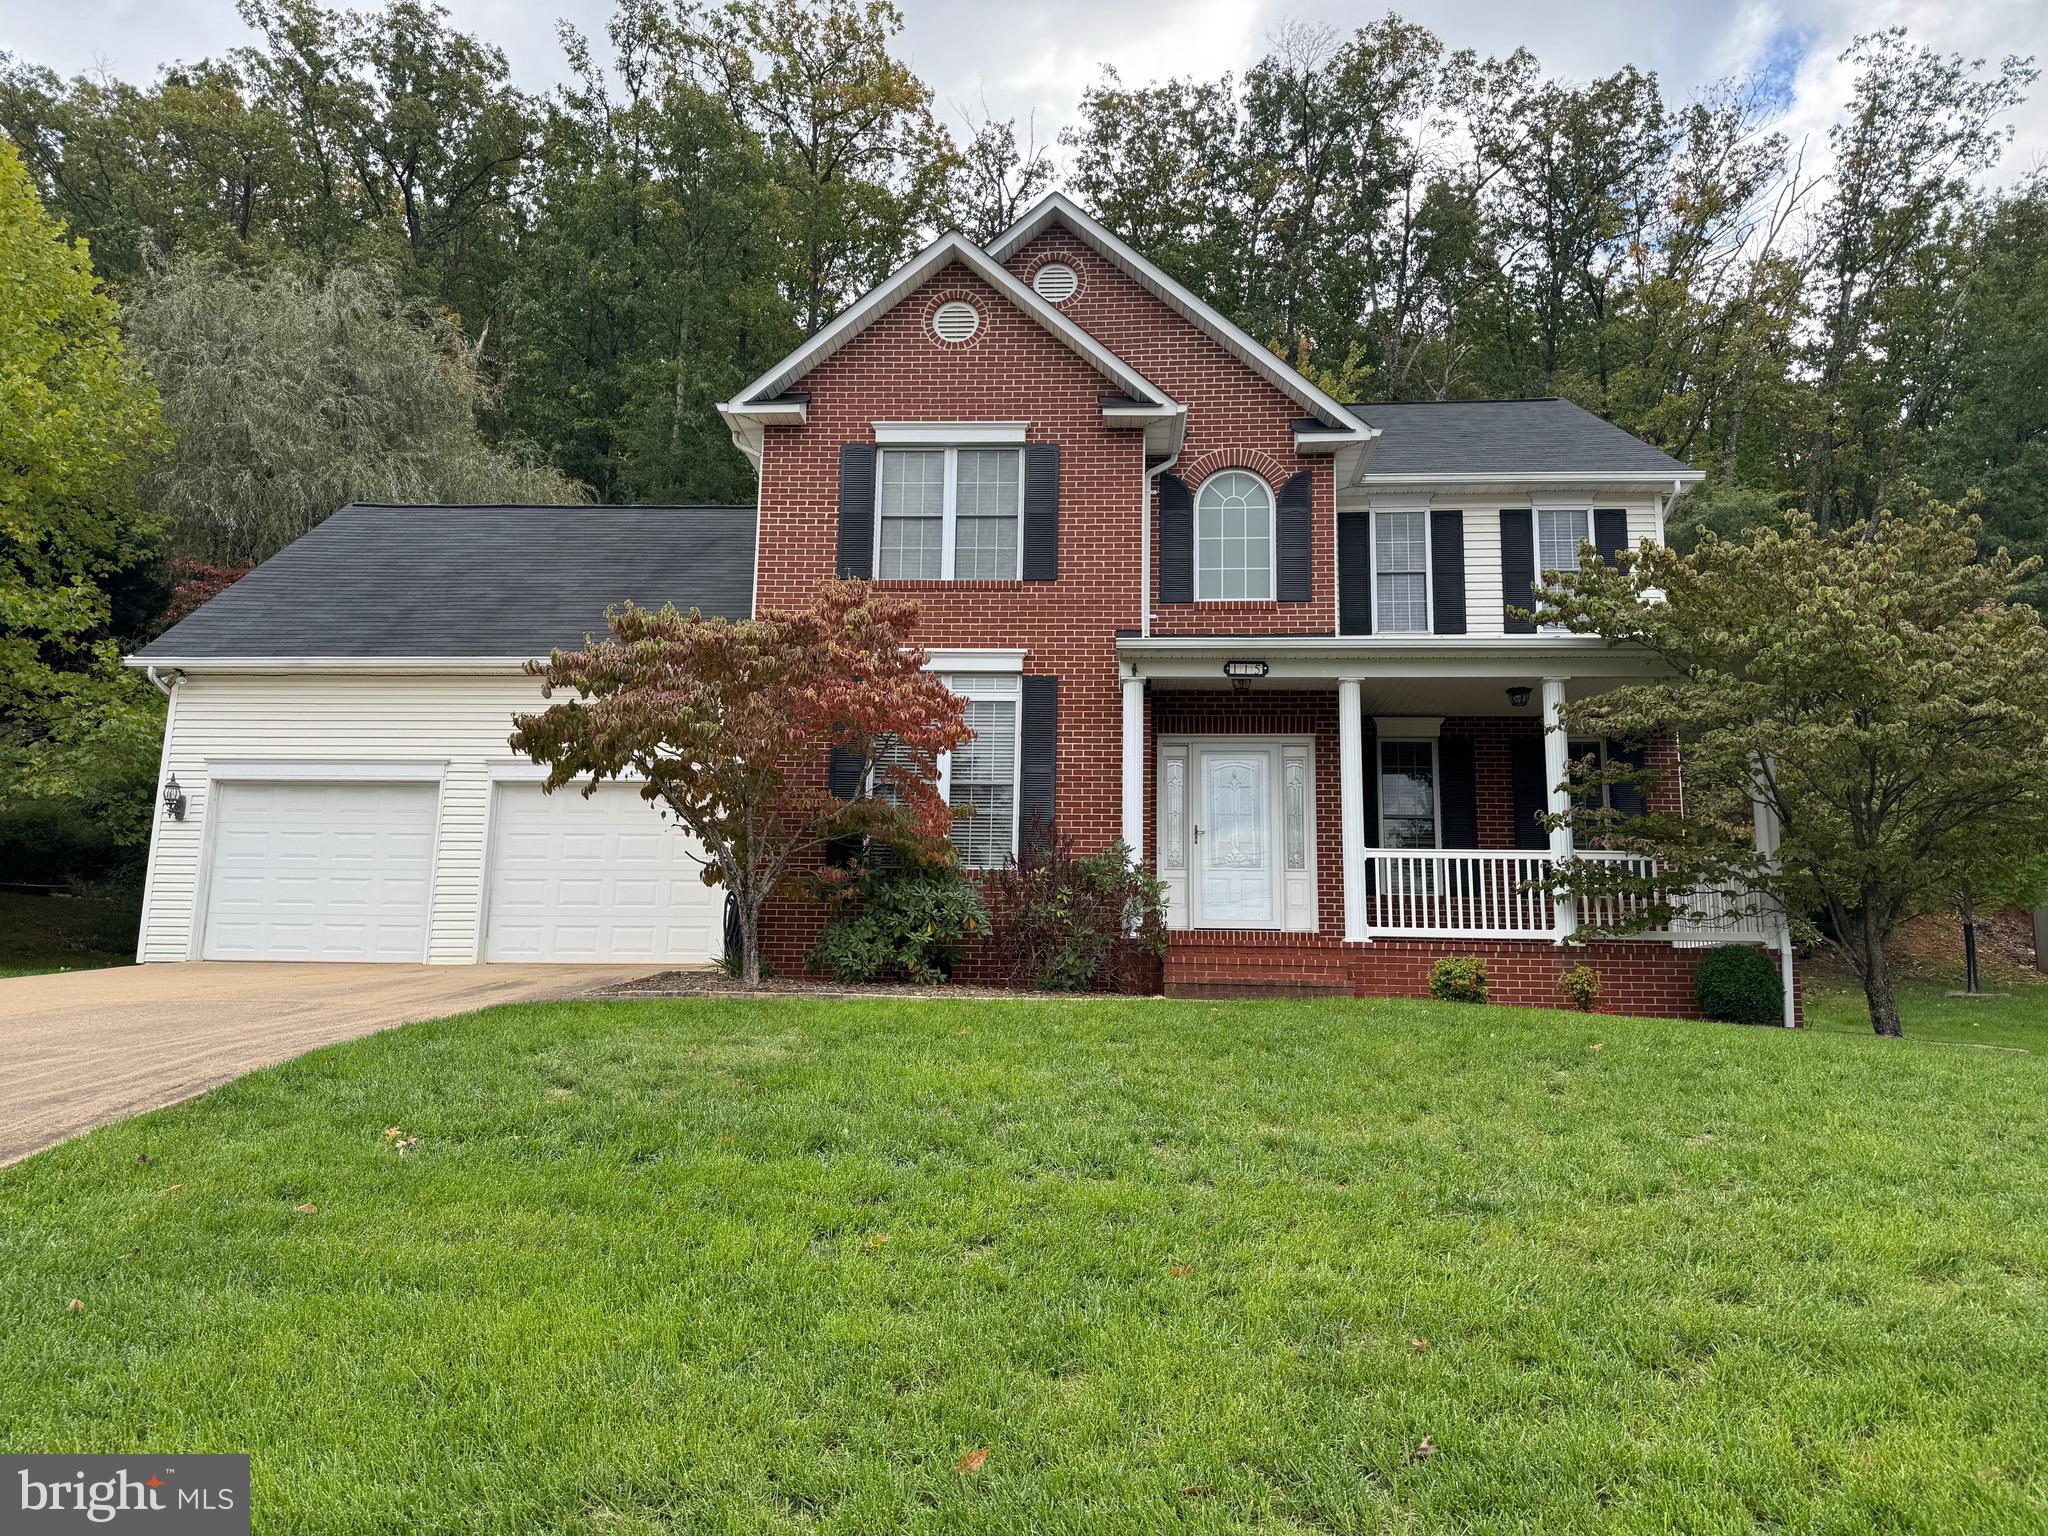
[1198,748,1274,925]
[1156,738,1316,931]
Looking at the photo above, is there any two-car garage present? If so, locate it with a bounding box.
[127,503,759,968]
[189,771,721,966]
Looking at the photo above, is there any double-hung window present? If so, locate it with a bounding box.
[876,446,1023,580]
[1195,471,1274,600]
[1373,508,1430,632]
[1537,507,1591,578]
[866,673,1022,869]
[1378,740,1439,849]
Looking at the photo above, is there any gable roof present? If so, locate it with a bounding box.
[131,504,756,665]
[988,192,1373,441]
[721,231,1170,414]
[1349,398,1701,481]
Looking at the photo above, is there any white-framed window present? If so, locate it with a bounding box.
[875,446,1024,581]
[1373,507,1431,633]
[1195,470,1274,601]
[1378,739,1439,849]
[866,673,1022,869]
[1537,507,1591,577]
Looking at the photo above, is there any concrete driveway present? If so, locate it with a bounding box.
[0,962,656,1165]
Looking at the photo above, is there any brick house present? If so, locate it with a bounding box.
[131,193,1791,1017]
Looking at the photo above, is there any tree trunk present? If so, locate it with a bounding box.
[1853,913,1902,1037]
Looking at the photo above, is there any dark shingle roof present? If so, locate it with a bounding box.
[1348,398,1695,477]
[136,504,756,661]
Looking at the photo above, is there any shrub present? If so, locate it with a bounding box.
[1428,955,1488,1003]
[808,862,989,985]
[1694,944,1783,1025]
[980,835,1168,992]
[1558,964,1601,1012]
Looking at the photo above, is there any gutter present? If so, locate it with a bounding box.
[126,656,541,675]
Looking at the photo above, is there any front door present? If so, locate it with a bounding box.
[1196,747,1275,926]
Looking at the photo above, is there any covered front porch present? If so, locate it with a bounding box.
[1112,634,1789,1015]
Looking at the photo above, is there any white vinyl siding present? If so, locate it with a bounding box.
[139,673,599,964]
[1373,509,1430,633]
[875,446,1023,581]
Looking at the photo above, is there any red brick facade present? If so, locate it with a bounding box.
[744,215,1780,1019]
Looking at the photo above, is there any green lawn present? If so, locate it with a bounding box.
[5,996,2047,1534]
[0,889,137,977]
[1806,972,2048,1052]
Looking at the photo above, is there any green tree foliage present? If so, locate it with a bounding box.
[0,137,168,856]
[1536,499,2048,1037]
[124,260,583,565]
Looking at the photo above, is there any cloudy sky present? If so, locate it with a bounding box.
[6,0,2046,181]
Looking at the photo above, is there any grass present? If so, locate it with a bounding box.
[1806,973,2048,1052]
[5,996,2048,1533]
[0,889,137,978]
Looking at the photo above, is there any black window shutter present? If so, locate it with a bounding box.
[1593,508,1628,565]
[1022,444,1060,580]
[1500,509,1536,634]
[1158,474,1193,604]
[836,444,877,579]
[1276,471,1312,602]
[1430,509,1466,634]
[1509,734,1548,849]
[1338,513,1372,634]
[1020,675,1058,853]
[1439,736,1479,847]
[1608,740,1648,819]
[825,744,864,866]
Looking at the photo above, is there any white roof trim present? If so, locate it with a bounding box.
[1354,470,1707,487]
[126,655,539,674]
[989,192,1375,438]
[721,231,1170,413]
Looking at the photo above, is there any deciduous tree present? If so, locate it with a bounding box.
[510,580,971,984]
[1536,496,2048,1036]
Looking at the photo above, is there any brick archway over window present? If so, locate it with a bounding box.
[1180,448,1296,486]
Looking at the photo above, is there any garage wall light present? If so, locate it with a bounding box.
[161,774,187,822]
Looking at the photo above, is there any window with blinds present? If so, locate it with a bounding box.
[1373,508,1429,632]
[947,675,1020,868]
[1538,507,1590,576]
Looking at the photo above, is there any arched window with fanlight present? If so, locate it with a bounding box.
[1194,471,1274,601]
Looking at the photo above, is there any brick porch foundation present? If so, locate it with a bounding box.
[1164,930,1798,1021]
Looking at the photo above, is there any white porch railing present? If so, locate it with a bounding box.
[1363,849,1776,943]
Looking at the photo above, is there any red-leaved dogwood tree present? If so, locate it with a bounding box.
[510,580,971,983]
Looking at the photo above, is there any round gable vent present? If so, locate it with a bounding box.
[1032,261,1079,304]
[932,300,981,343]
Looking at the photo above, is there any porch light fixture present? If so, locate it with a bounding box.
[1506,686,1533,708]
[161,774,187,822]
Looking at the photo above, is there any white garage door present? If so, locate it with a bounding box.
[202,781,437,961]
[483,783,720,964]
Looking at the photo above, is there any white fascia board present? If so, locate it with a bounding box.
[990,193,1375,439]
[1113,631,1667,682]
[1295,427,1374,454]
[124,655,540,674]
[875,421,1029,444]
[720,231,1171,413]
[1355,470,1707,489]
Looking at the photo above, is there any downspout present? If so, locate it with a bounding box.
[138,665,185,964]
[1142,442,1182,640]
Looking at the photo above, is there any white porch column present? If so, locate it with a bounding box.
[1120,672,1146,862]
[1541,676,1577,942]
[1752,754,1798,1028]
[1338,678,1369,942]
